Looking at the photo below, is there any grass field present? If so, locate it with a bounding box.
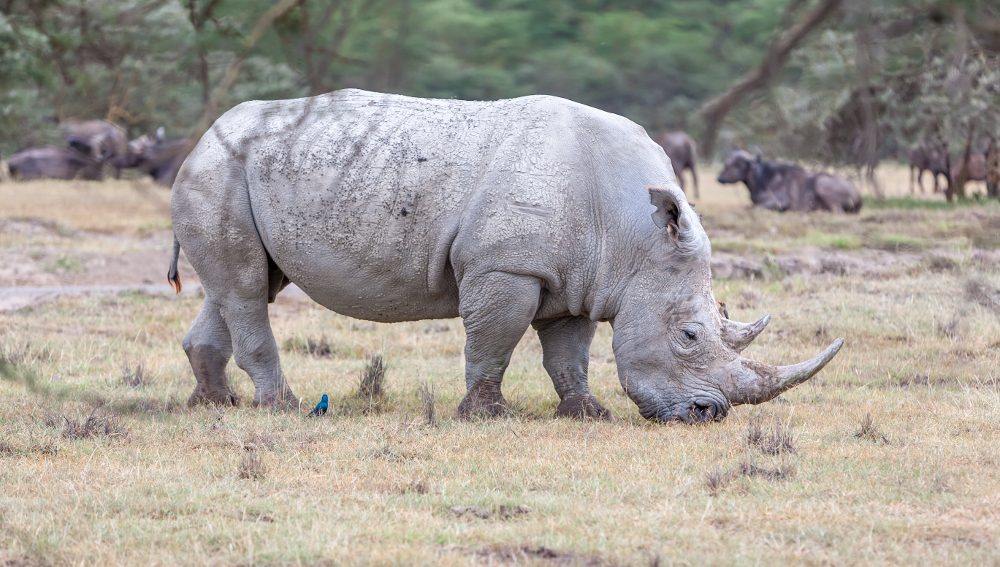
[1,165,999,566]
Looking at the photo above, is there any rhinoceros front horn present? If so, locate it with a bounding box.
[720,314,771,352]
[728,338,844,405]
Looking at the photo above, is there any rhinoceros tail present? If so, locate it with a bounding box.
[167,235,182,294]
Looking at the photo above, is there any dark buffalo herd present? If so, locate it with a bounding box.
[5,121,188,186]
[717,149,863,213]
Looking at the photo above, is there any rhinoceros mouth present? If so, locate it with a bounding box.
[651,397,729,424]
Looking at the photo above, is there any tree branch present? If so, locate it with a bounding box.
[188,0,300,144]
[698,0,843,158]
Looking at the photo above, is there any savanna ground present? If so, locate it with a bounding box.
[1,165,999,566]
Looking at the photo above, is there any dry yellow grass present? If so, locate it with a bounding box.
[1,171,999,566]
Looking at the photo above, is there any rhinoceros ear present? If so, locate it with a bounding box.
[648,185,709,255]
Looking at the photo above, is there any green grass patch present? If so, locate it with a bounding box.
[802,230,860,250]
[866,234,928,252]
[865,196,1000,211]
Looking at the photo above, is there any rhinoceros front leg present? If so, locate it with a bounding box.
[532,316,612,420]
[183,299,240,407]
[456,273,542,419]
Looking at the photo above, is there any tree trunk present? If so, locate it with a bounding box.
[987,137,999,199]
[941,134,953,202]
[953,127,975,200]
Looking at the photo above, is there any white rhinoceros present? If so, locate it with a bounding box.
[168,89,843,422]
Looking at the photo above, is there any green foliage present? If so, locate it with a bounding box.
[0,0,790,155]
[0,0,997,171]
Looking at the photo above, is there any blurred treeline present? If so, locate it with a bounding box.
[1,0,998,165]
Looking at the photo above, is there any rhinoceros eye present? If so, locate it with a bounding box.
[683,330,697,342]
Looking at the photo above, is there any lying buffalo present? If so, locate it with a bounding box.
[7,146,103,181]
[169,89,843,422]
[62,120,126,160]
[62,120,127,178]
[112,131,190,186]
[717,150,862,213]
[655,131,699,199]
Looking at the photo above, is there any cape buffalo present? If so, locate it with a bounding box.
[61,120,127,178]
[655,131,699,199]
[169,89,843,422]
[6,146,103,181]
[951,153,987,185]
[908,142,948,194]
[717,150,862,213]
[112,132,190,186]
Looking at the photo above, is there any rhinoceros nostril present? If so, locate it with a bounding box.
[688,402,720,423]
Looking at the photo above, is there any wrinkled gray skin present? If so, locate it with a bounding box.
[718,150,862,214]
[170,89,843,421]
[7,146,103,181]
[654,131,698,199]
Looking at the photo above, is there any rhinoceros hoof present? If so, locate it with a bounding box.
[457,381,509,420]
[252,391,301,411]
[188,386,242,407]
[555,394,613,421]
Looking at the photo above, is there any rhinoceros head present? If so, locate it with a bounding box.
[610,186,843,423]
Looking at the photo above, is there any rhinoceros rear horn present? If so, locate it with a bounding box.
[648,186,709,255]
[720,314,770,352]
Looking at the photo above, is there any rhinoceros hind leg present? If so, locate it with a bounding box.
[183,301,241,407]
[533,316,612,421]
[456,273,542,420]
[222,301,299,410]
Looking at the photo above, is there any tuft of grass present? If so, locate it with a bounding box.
[964,279,1000,317]
[855,413,891,444]
[359,354,385,399]
[737,453,797,480]
[238,451,267,481]
[419,381,436,427]
[242,430,276,452]
[924,255,960,273]
[937,317,960,339]
[866,234,927,253]
[282,335,334,358]
[402,479,430,495]
[121,358,146,388]
[62,407,129,441]
[0,436,16,456]
[45,254,83,273]
[745,416,796,455]
[705,467,730,496]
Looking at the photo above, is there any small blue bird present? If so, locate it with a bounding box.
[308,394,329,417]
